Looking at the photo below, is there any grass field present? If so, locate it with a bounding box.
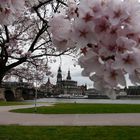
[0,126,140,140]
[0,101,29,106]
[11,103,140,114]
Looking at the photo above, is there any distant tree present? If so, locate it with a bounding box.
[4,60,50,85]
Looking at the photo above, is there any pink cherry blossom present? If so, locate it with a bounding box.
[49,14,71,41]
[0,0,25,25]
[26,0,39,7]
[104,68,126,87]
[67,0,78,19]
[106,0,128,26]
[71,19,96,48]
[116,37,136,53]
[113,49,140,73]
[89,74,111,91]
[78,49,104,76]
[52,38,74,51]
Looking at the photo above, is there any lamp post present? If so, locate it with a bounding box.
[34,67,38,113]
[34,84,38,112]
[33,63,46,112]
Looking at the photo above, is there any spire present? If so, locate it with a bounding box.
[58,66,61,72]
[84,84,87,90]
[67,69,71,80]
[46,77,50,85]
[57,66,62,83]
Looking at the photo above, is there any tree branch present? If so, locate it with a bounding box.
[4,26,9,42]
[28,23,48,52]
[6,57,27,71]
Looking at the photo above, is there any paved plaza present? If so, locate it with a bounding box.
[0,104,140,126]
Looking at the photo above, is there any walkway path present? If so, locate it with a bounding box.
[0,104,140,126]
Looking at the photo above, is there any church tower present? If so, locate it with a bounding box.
[46,77,51,85]
[57,66,62,84]
[66,69,71,81]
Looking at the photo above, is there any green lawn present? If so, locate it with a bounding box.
[0,126,140,140]
[0,101,29,106]
[11,103,140,114]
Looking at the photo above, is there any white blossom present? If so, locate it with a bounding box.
[49,0,140,92]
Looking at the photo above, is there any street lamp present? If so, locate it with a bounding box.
[34,67,38,113]
[34,83,38,112]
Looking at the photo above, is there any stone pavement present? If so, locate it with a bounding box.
[0,104,140,126]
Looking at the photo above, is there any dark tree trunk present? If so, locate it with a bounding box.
[0,69,7,86]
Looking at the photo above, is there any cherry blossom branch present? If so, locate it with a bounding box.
[30,47,76,59]
[33,40,51,51]
[34,0,53,9]
[28,23,48,52]
[54,2,60,13]
[56,0,68,7]
[6,57,27,71]
[4,26,9,42]
[33,7,48,23]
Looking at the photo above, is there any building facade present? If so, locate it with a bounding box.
[41,67,87,97]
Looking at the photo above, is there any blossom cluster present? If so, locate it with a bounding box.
[50,0,140,91]
[0,0,25,25]
[0,0,39,25]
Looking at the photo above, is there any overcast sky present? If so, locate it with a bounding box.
[48,55,134,89]
[48,55,93,88]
